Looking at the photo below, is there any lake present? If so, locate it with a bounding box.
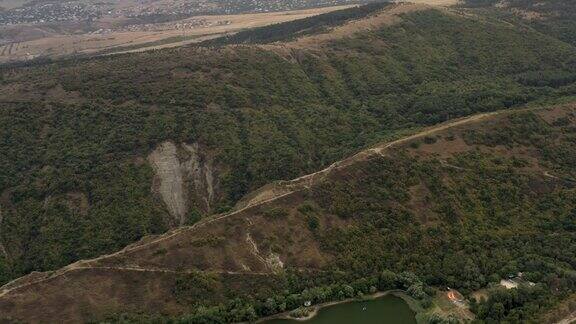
[264,295,417,324]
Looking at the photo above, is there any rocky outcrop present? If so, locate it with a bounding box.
[246,233,284,273]
[148,141,217,226]
[148,142,188,225]
[182,143,216,212]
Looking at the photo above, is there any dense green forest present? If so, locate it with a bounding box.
[312,111,576,323]
[1,1,576,299]
[88,107,576,323]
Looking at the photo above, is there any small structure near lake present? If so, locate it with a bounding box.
[500,272,536,289]
[500,279,519,289]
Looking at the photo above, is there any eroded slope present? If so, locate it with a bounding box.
[1,103,575,322]
[2,2,576,314]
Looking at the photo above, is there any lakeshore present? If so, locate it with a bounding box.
[257,290,421,323]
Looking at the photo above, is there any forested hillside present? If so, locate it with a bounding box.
[1,1,576,297]
[463,0,576,46]
[1,103,575,323]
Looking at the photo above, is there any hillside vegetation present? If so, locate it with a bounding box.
[463,0,576,46]
[1,0,576,307]
[1,103,575,323]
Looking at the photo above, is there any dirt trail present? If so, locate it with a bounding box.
[281,111,497,189]
[544,171,576,183]
[74,265,271,276]
[0,109,525,299]
[0,188,299,298]
[556,312,576,324]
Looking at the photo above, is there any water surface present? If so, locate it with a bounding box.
[264,295,417,324]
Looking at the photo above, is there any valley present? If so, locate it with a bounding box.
[0,5,355,63]
[0,0,466,63]
[1,100,575,322]
[1,0,576,322]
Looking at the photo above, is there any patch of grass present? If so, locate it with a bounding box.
[263,207,289,220]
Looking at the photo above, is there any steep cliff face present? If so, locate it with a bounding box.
[148,141,217,225]
[148,142,188,225]
[182,143,216,213]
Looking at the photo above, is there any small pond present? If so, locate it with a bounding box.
[264,294,417,324]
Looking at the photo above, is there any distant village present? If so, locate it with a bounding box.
[90,19,232,34]
[0,2,100,25]
[0,0,368,26]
